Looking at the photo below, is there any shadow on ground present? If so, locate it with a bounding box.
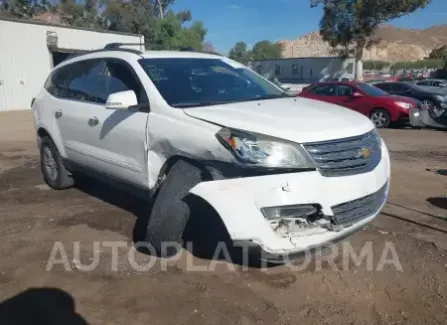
[73,176,271,267]
[427,197,447,210]
[0,288,88,325]
[426,168,447,176]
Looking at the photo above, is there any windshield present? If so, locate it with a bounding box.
[138,58,285,107]
[356,83,388,97]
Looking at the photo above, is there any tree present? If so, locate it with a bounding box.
[0,0,209,51]
[250,40,283,61]
[0,0,49,19]
[427,45,447,69]
[229,41,250,64]
[311,0,432,80]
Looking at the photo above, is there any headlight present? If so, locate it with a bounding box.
[216,128,316,169]
[435,95,447,102]
[395,101,411,110]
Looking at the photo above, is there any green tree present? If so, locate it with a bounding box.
[427,45,447,69]
[0,0,49,19]
[0,0,209,51]
[363,60,389,70]
[250,40,283,61]
[229,41,251,64]
[311,0,432,80]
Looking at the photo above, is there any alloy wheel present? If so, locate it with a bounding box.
[371,111,389,128]
[43,146,58,181]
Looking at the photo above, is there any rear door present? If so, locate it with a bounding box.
[45,59,106,164]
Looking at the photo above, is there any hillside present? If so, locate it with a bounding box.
[280,24,447,62]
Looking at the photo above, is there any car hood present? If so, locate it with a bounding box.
[183,97,375,143]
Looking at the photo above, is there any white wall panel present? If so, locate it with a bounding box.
[0,19,143,111]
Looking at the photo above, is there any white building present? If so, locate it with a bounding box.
[249,56,356,84]
[0,17,144,111]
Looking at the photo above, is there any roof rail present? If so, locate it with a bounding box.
[103,42,144,51]
[60,46,143,64]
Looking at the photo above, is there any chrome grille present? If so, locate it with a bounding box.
[303,130,382,177]
[331,182,388,227]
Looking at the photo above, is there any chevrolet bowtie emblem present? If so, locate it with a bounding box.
[360,148,371,159]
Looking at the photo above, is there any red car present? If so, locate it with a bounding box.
[299,82,418,128]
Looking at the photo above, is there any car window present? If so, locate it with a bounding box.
[46,59,106,103]
[392,83,410,94]
[336,85,355,96]
[374,83,391,92]
[417,81,429,86]
[310,84,337,96]
[68,60,106,103]
[103,60,145,103]
[138,58,284,107]
[356,83,388,96]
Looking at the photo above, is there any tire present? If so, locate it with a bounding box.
[370,108,391,128]
[145,160,203,257]
[422,99,443,120]
[40,136,74,190]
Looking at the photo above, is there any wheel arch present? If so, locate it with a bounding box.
[36,123,67,158]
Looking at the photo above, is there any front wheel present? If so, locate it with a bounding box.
[370,109,391,128]
[422,99,444,120]
[145,160,204,257]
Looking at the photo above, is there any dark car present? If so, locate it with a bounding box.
[373,82,447,114]
[299,81,418,128]
[416,79,447,88]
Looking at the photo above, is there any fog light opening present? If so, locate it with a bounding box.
[262,204,332,237]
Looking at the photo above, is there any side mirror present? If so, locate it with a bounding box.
[352,92,363,97]
[105,90,138,110]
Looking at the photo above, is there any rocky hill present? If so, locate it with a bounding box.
[279,24,447,62]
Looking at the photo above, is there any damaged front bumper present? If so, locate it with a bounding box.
[189,143,390,261]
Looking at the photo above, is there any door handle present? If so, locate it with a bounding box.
[88,117,99,126]
[55,109,62,118]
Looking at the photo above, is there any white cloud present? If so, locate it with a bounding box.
[227,4,242,9]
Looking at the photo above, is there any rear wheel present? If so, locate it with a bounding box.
[370,109,391,128]
[40,136,74,190]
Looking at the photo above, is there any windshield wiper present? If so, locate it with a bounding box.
[171,101,232,108]
[242,93,290,102]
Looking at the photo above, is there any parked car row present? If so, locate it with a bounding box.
[297,81,447,129]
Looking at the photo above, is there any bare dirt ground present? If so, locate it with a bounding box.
[0,111,446,325]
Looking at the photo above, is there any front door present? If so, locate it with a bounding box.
[85,58,150,188]
[334,84,370,116]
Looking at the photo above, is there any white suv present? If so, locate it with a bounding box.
[32,44,390,261]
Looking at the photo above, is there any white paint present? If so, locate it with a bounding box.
[33,49,391,258]
[184,96,375,143]
[105,90,138,110]
[190,144,390,255]
[0,18,143,111]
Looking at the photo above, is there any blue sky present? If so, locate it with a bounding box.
[172,0,447,54]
